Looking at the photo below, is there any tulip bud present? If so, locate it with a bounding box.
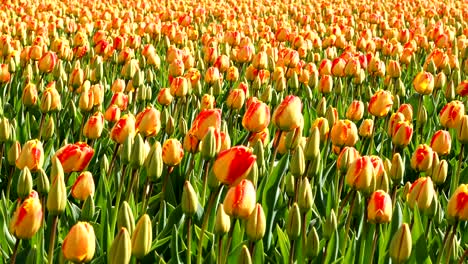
[330,120,359,147]
[346,100,364,121]
[200,127,217,160]
[346,156,374,192]
[145,142,163,182]
[306,227,320,258]
[389,223,412,263]
[214,204,231,235]
[325,106,337,127]
[389,153,404,183]
[47,158,67,215]
[368,90,393,117]
[242,100,271,133]
[316,97,327,117]
[62,222,96,263]
[290,146,306,177]
[182,181,199,216]
[109,228,132,264]
[417,105,427,128]
[359,119,374,138]
[433,159,448,185]
[17,167,33,200]
[456,115,468,144]
[323,209,337,239]
[304,127,320,161]
[298,177,313,212]
[130,134,146,168]
[162,138,184,166]
[41,116,55,140]
[368,190,392,223]
[9,193,43,239]
[120,135,133,165]
[131,214,153,259]
[238,245,252,264]
[118,201,135,235]
[37,168,50,195]
[0,117,10,142]
[7,141,20,167]
[407,177,435,213]
[246,203,266,241]
[286,203,301,240]
[81,195,95,221]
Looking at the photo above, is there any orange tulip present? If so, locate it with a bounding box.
[22,82,38,107]
[135,107,161,137]
[272,95,303,132]
[456,81,468,97]
[62,222,96,263]
[430,130,451,156]
[169,76,189,98]
[212,146,257,186]
[223,179,256,219]
[16,139,44,172]
[330,119,359,147]
[83,112,104,140]
[110,114,136,144]
[359,119,374,138]
[242,100,270,133]
[368,190,392,223]
[38,51,58,74]
[397,104,413,122]
[368,90,393,117]
[413,71,434,95]
[71,171,95,201]
[440,101,465,129]
[111,79,126,93]
[226,88,245,110]
[337,146,360,172]
[110,92,129,111]
[0,64,10,83]
[157,88,173,106]
[9,191,42,239]
[40,82,62,113]
[392,121,413,148]
[447,184,468,220]
[162,138,184,166]
[410,144,433,172]
[189,109,222,140]
[345,156,374,192]
[346,100,364,121]
[54,142,95,173]
[407,177,435,212]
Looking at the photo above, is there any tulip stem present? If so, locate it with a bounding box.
[197,185,222,264]
[37,113,46,140]
[458,247,468,264]
[107,143,120,179]
[201,161,210,206]
[415,94,423,146]
[223,219,237,264]
[289,239,296,264]
[343,190,357,251]
[125,169,139,202]
[48,215,59,264]
[370,224,379,264]
[452,144,464,197]
[10,238,20,264]
[444,222,458,264]
[6,165,14,201]
[391,184,398,210]
[187,216,192,264]
[217,235,223,264]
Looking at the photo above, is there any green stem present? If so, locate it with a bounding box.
[415,94,424,146]
[451,144,464,197]
[197,186,222,264]
[370,224,379,264]
[201,161,210,206]
[289,239,296,264]
[187,217,192,264]
[10,239,20,264]
[37,113,46,140]
[445,223,458,264]
[125,169,138,201]
[47,215,59,264]
[6,166,14,200]
[107,143,120,179]
[223,219,237,264]
[343,190,357,251]
[458,247,468,264]
[217,235,223,264]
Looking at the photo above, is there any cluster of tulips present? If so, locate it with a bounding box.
[0,0,468,263]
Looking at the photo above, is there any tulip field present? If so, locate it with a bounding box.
[1,0,468,263]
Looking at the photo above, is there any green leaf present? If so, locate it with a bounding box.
[253,240,265,264]
[275,225,290,264]
[408,206,431,264]
[325,230,339,263]
[171,225,182,264]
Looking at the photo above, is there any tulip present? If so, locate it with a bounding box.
[214,204,231,235]
[16,139,44,172]
[189,109,222,140]
[0,64,10,83]
[389,153,405,183]
[212,146,257,186]
[224,179,256,219]
[170,76,189,97]
[337,147,360,172]
[397,104,413,122]
[109,228,131,264]
[110,114,136,144]
[40,82,62,113]
[346,100,364,121]
[346,156,374,192]
[242,100,271,133]
[105,104,121,123]
[161,138,184,166]
[407,177,435,212]
[246,203,266,241]
[38,51,58,74]
[368,190,392,223]
[226,88,245,110]
[456,115,468,144]
[110,92,129,111]
[54,142,95,173]
[318,75,333,94]
[62,222,96,263]
[430,130,451,156]
[286,203,302,240]
[71,171,95,201]
[413,71,434,95]
[410,144,434,172]
[47,158,67,215]
[157,88,173,106]
[440,101,465,129]
[111,79,126,93]
[388,113,406,136]
[22,82,38,107]
[389,223,412,263]
[330,119,359,147]
[135,107,161,138]
[368,90,393,117]
[201,93,216,110]
[456,80,468,97]
[9,192,42,239]
[359,119,374,138]
[70,67,85,90]
[447,184,468,220]
[83,112,104,139]
[272,95,303,132]
[131,214,153,259]
[392,121,413,148]
[182,181,199,216]
[311,117,329,142]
